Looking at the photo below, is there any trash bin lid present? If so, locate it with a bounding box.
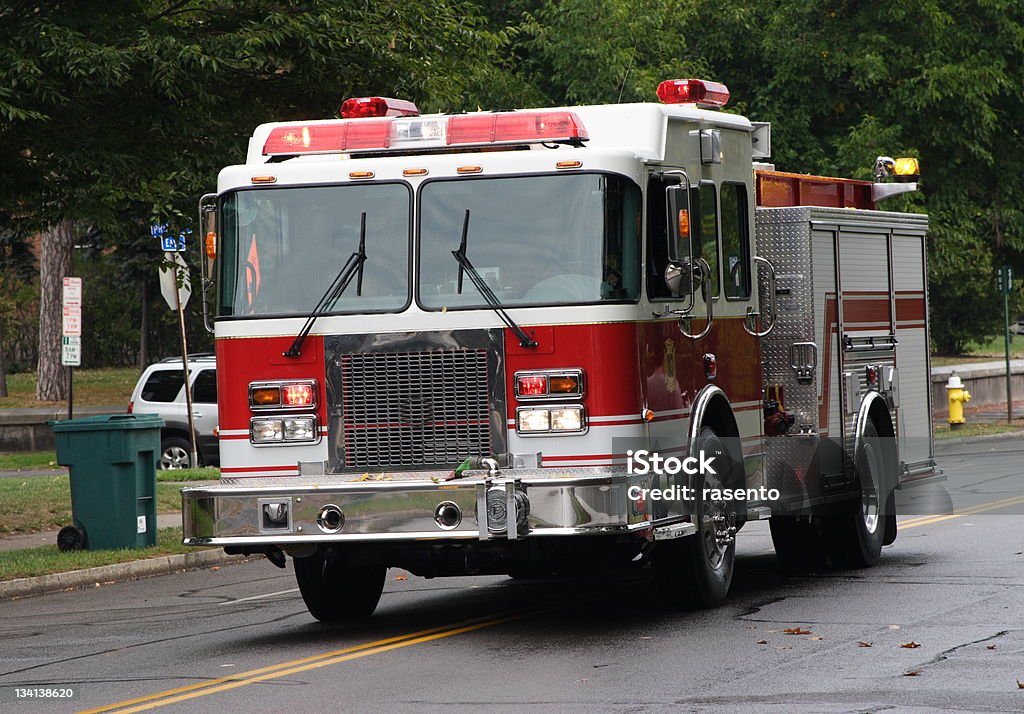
[48,413,165,431]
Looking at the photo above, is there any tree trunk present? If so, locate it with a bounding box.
[139,279,149,370]
[35,219,75,401]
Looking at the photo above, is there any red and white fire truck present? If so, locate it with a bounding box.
[184,79,937,620]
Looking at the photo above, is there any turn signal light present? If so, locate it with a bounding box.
[514,370,584,400]
[250,380,318,410]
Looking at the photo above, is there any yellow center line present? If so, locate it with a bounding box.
[899,494,1024,529]
[79,608,540,714]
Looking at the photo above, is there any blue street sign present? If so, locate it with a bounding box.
[150,223,169,238]
[161,235,182,251]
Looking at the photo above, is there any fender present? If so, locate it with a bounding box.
[688,384,741,457]
[853,391,899,543]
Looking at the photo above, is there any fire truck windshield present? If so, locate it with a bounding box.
[418,173,641,309]
[219,183,410,317]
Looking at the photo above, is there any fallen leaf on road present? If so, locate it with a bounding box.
[903,670,921,677]
[808,636,824,641]
[1017,679,1024,689]
[900,642,921,649]
[776,646,793,650]
[857,641,873,648]
[888,624,901,630]
[210,566,220,571]
[756,640,769,645]
[783,627,812,635]
[395,574,408,581]
[987,645,997,650]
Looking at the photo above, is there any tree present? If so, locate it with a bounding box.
[0,1,499,395]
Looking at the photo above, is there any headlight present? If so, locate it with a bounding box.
[517,409,551,433]
[250,415,319,444]
[516,405,586,435]
[251,418,284,443]
[283,417,316,441]
[550,406,584,431]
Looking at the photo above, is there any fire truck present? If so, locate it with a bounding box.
[184,78,938,620]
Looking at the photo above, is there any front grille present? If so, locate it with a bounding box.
[338,349,492,468]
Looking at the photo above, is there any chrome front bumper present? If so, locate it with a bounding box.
[182,467,660,546]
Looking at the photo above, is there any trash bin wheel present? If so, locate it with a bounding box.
[159,436,193,470]
[57,524,87,552]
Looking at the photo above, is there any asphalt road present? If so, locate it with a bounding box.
[1,438,1023,713]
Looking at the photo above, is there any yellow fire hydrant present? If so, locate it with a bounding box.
[946,373,971,429]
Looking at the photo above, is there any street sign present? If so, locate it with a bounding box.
[153,223,189,252]
[62,277,82,305]
[61,277,82,337]
[159,251,191,310]
[61,336,81,366]
[997,265,1014,295]
[61,306,82,336]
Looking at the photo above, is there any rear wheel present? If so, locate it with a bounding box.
[653,427,736,609]
[293,550,386,622]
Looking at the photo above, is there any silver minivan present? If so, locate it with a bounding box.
[128,355,219,469]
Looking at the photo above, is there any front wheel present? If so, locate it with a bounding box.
[293,550,386,622]
[653,426,736,609]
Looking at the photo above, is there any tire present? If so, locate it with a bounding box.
[653,426,736,609]
[159,436,193,470]
[829,420,889,568]
[293,550,387,622]
[57,524,87,552]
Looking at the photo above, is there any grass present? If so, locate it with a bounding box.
[0,527,211,581]
[0,474,212,534]
[0,451,61,471]
[933,421,1024,440]
[0,366,138,409]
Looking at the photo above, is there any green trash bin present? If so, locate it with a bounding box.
[49,413,165,551]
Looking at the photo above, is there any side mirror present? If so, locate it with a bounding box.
[664,259,703,297]
[198,193,218,334]
[665,183,692,262]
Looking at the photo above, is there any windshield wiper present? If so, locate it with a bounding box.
[451,209,538,349]
[283,212,368,358]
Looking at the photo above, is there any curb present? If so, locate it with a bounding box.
[0,548,251,600]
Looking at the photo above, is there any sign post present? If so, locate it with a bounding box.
[156,225,199,467]
[998,265,1014,423]
[61,277,83,420]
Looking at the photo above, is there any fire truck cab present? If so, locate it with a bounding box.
[184,80,936,620]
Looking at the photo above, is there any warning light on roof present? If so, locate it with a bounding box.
[339,97,419,119]
[656,79,730,108]
[893,157,920,179]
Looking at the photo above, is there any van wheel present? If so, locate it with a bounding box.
[653,426,736,608]
[829,420,888,567]
[159,436,193,470]
[293,550,386,622]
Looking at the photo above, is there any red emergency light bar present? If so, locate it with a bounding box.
[656,78,730,107]
[262,111,588,156]
[447,111,588,145]
[339,96,420,119]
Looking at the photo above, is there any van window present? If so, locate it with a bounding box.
[141,370,184,402]
[192,370,218,404]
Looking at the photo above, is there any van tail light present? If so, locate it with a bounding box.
[127,401,134,413]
